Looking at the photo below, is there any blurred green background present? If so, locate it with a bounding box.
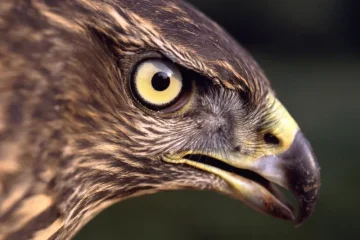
[77,0,359,239]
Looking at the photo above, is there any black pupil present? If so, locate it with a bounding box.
[151,72,171,91]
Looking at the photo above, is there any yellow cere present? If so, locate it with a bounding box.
[134,60,183,106]
[165,94,300,171]
[225,93,300,165]
[263,94,299,154]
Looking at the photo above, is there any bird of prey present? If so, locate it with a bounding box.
[0,0,321,239]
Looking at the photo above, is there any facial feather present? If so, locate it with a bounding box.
[1,0,280,239]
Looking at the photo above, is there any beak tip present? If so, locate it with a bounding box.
[282,131,321,226]
[294,179,321,225]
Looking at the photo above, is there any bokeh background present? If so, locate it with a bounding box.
[77,0,360,239]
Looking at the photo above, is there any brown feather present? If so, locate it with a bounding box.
[0,0,272,239]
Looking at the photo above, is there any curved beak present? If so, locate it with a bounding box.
[164,97,321,224]
[255,131,321,224]
[164,130,321,224]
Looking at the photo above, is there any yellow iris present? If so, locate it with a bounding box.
[134,60,183,106]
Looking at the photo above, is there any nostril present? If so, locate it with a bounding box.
[264,133,280,145]
[234,145,241,152]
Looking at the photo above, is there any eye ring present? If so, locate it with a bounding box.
[131,59,191,111]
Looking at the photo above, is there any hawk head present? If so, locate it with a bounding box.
[0,0,320,239]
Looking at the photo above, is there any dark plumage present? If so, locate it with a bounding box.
[0,1,320,239]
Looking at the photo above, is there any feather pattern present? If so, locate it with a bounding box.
[0,0,273,239]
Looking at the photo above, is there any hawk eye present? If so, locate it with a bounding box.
[131,59,190,110]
